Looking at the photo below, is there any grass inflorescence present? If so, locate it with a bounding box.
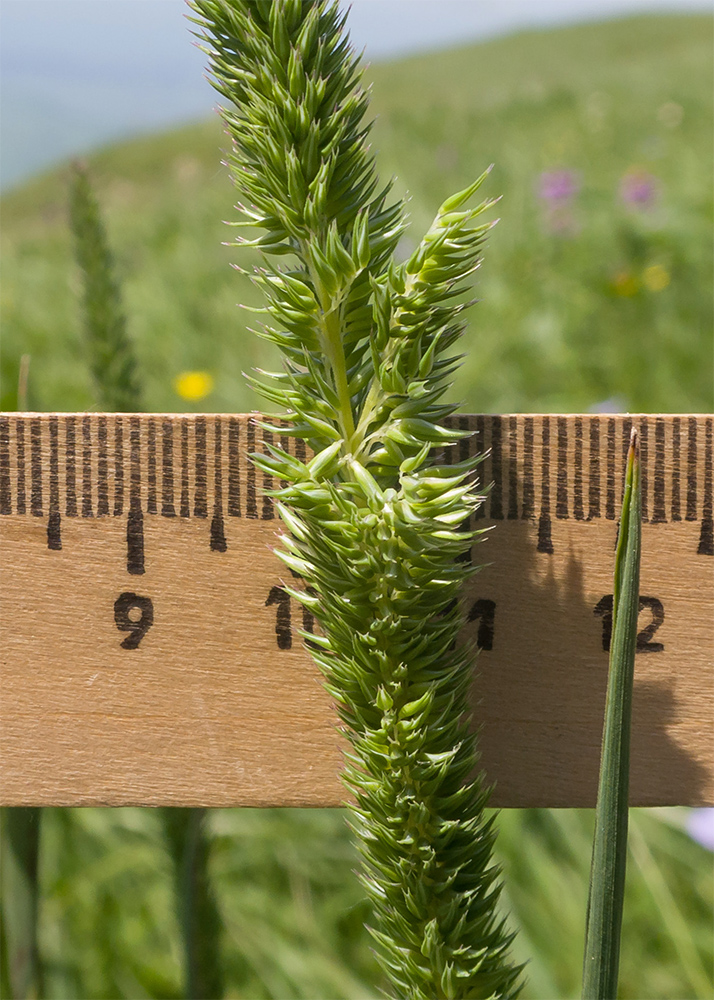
[192,1,521,995]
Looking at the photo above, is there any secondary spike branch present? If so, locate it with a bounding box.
[192,1,521,995]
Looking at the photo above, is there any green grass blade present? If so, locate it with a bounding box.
[582,428,641,999]
[0,807,42,999]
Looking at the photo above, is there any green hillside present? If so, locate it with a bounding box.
[2,13,712,415]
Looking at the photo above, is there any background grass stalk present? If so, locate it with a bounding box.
[582,428,641,999]
[159,809,224,1000]
[0,808,42,1000]
[69,163,223,1000]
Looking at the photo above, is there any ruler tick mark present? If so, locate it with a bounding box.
[522,417,534,520]
[228,418,241,517]
[127,417,144,575]
[161,419,176,517]
[640,417,649,522]
[588,418,600,520]
[194,418,208,518]
[112,419,123,516]
[538,417,553,553]
[15,419,26,515]
[211,417,227,552]
[48,417,61,549]
[82,416,93,517]
[0,417,9,515]
[573,418,584,520]
[687,417,697,521]
[652,417,666,523]
[246,420,258,519]
[605,418,616,520]
[698,417,713,556]
[147,419,157,515]
[97,417,109,516]
[180,422,190,519]
[31,418,42,517]
[556,416,568,519]
[672,417,681,522]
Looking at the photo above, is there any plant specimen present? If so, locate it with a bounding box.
[192,1,521,995]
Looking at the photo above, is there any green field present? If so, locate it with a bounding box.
[2,13,712,417]
[1,12,712,1000]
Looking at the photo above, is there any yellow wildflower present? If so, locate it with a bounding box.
[643,264,670,292]
[174,371,214,401]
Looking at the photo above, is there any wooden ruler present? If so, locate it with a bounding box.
[1,413,712,809]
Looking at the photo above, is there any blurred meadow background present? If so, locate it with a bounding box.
[1,3,713,998]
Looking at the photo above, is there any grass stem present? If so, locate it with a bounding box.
[582,428,641,999]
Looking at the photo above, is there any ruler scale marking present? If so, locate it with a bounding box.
[556,416,568,519]
[246,419,258,519]
[605,417,616,520]
[81,416,92,518]
[2,413,711,809]
[522,416,534,520]
[687,417,697,521]
[161,419,176,518]
[228,417,241,517]
[180,421,190,519]
[97,417,109,517]
[30,418,43,517]
[48,417,61,550]
[640,416,649,522]
[127,417,144,575]
[211,417,227,552]
[699,417,713,556]
[537,416,553,553]
[653,417,666,524]
[15,418,26,516]
[588,417,600,520]
[0,417,9,515]
[194,418,208,519]
[672,417,681,522]
[147,419,158,516]
[112,418,123,517]
[573,417,584,521]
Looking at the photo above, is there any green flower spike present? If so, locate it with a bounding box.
[192,2,522,996]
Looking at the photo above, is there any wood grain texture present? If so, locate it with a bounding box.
[1,413,712,808]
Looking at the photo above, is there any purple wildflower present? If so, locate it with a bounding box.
[538,170,580,205]
[619,169,659,210]
[537,169,581,236]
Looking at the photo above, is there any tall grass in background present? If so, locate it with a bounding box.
[0,11,712,1000]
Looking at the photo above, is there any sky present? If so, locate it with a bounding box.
[1,0,712,190]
